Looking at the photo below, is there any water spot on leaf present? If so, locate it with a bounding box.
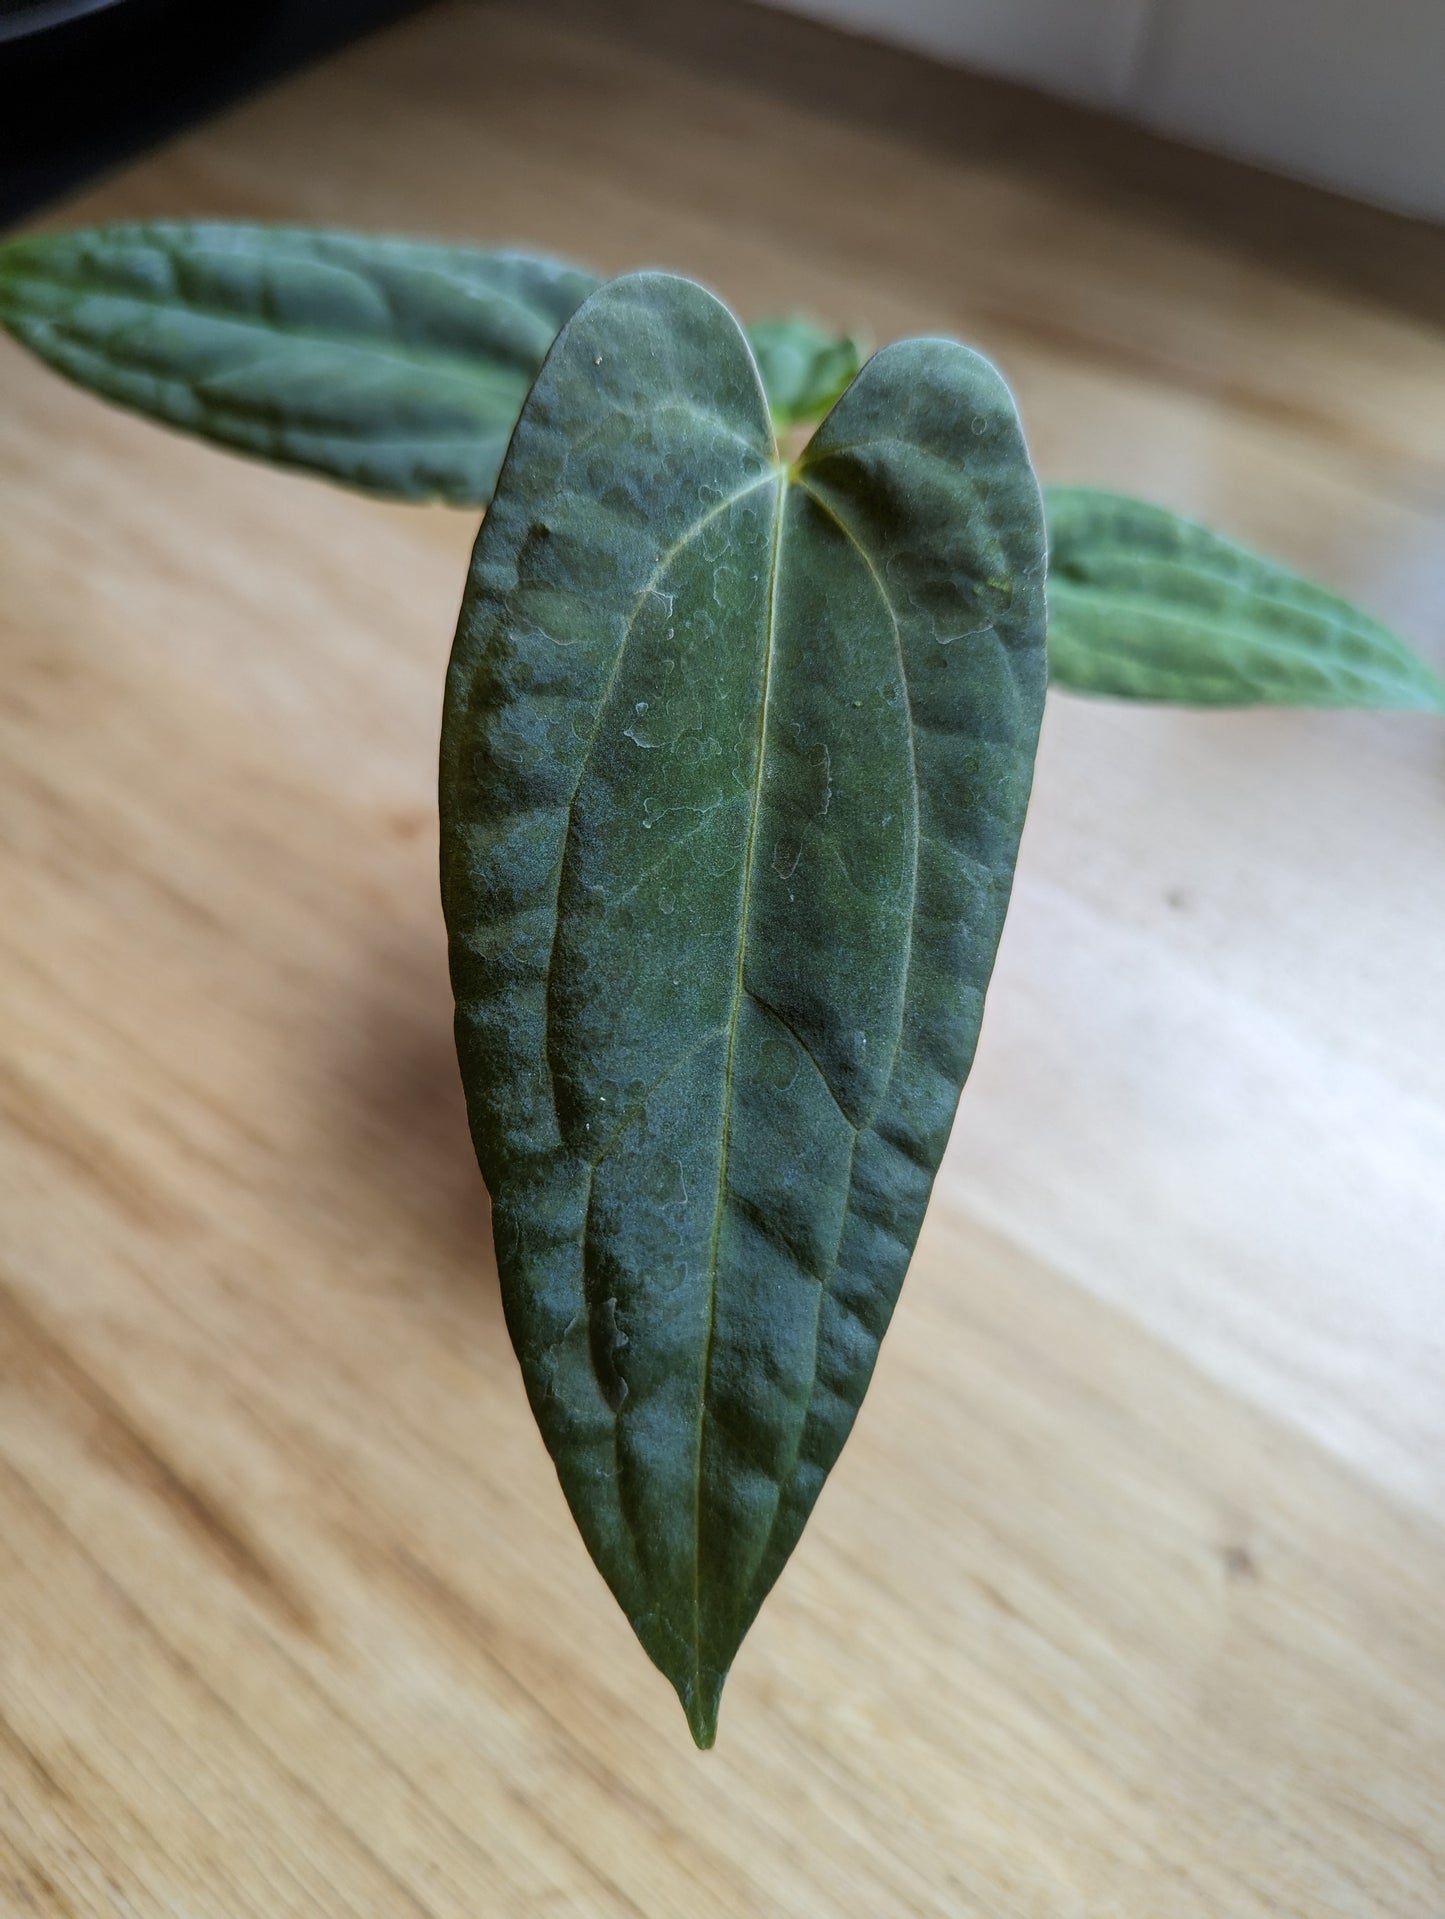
[759,1036,798,1089]
[623,699,662,749]
[772,838,802,880]
[810,742,833,818]
[654,1259,689,1297]
[640,1156,688,1206]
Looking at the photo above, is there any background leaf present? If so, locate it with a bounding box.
[746,315,865,428]
[0,221,599,502]
[0,220,866,498]
[440,272,1047,1745]
[1045,486,1445,710]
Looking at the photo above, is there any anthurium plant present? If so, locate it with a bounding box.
[4,222,1439,1746]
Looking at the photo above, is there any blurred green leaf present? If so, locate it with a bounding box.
[0,221,598,502]
[0,222,867,497]
[746,314,865,428]
[1045,487,1445,711]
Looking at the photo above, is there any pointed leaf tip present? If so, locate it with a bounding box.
[683,1671,724,1750]
[441,272,1046,1739]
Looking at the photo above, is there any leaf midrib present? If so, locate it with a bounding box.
[689,465,790,1706]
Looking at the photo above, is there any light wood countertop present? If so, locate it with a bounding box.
[1,2,1442,1911]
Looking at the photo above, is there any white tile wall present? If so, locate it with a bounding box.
[755,0,1445,222]
[751,0,1154,111]
[1130,0,1445,223]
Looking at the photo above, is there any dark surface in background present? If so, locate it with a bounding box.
[0,0,432,227]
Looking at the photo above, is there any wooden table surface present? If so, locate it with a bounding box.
[2,2,1443,1912]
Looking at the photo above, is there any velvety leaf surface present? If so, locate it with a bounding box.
[0,221,599,502]
[440,271,1047,1744]
[1045,486,1445,710]
[746,315,865,428]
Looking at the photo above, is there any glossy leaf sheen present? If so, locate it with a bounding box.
[440,272,1046,1744]
[0,222,598,502]
[1045,486,1445,710]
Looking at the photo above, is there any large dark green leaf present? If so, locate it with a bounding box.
[1045,486,1445,710]
[440,271,1046,1744]
[0,221,599,502]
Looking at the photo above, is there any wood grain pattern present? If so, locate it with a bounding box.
[1,1,1442,1910]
